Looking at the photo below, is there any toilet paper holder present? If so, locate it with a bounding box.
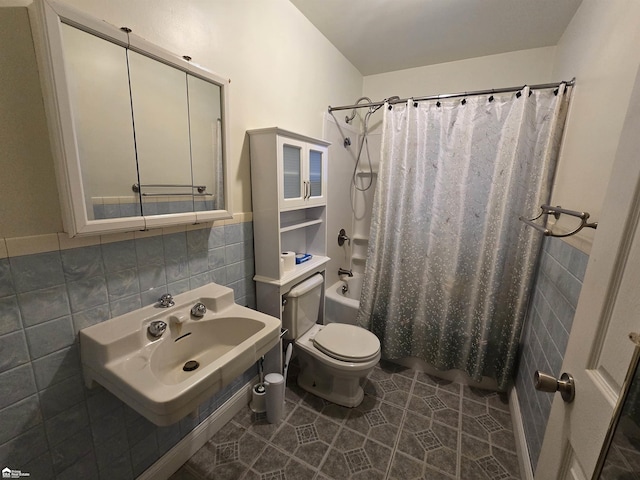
[250,383,266,413]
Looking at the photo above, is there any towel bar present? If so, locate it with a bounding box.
[519,204,597,238]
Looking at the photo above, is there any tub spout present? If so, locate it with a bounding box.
[338,268,353,277]
[326,276,361,325]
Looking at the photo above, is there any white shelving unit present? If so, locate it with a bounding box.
[280,218,323,233]
[355,170,377,177]
[351,168,377,275]
[248,127,331,322]
[352,235,369,245]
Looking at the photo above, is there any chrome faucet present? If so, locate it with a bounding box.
[338,268,353,277]
[148,320,167,338]
[158,293,174,308]
[190,302,207,318]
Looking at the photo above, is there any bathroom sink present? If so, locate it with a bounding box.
[79,282,281,426]
[149,316,267,385]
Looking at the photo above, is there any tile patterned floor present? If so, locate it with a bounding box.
[169,361,522,480]
[598,417,640,479]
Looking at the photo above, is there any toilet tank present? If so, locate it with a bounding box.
[282,273,324,340]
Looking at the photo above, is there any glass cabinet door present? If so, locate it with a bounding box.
[305,145,328,207]
[283,144,302,199]
[277,136,327,209]
[307,147,324,203]
[278,137,306,209]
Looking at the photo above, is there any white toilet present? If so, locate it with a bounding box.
[283,274,380,407]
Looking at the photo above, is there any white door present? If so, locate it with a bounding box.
[535,71,640,478]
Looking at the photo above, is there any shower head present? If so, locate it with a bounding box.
[386,96,400,103]
[345,96,373,124]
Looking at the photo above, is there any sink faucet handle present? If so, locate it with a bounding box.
[158,293,174,308]
[191,302,207,318]
[148,320,167,337]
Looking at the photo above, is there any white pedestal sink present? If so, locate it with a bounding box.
[79,282,281,426]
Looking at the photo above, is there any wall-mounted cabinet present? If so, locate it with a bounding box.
[29,0,232,236]
[248,128,330,319]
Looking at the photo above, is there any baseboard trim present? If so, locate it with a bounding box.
[509,385,534,480]
[138,376,256,480]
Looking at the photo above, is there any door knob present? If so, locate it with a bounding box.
[534,371,575,403]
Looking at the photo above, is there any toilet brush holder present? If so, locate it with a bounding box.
[250,383,266,413]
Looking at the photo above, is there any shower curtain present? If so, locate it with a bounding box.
[357,85,571,390]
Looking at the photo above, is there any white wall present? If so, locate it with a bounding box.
[364,46,556,106]
[323,114,359,287]
[360,46,558,166]
[549,0,640,252]
[347,47,559,266]
[0,0,363,238]
[0,7,62,237]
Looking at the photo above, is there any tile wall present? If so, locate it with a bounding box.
[92,199,216,220]
[515,236,588,471]
[0,220,257,479]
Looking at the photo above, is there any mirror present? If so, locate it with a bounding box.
[60,23,140,221]
[127,49,193,215]
[31,0,231,235]
[188,74,225,212]
[593,338,640,479]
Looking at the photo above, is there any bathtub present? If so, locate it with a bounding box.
[325,274,363,325]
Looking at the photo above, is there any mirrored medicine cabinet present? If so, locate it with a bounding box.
[29,0,232,236]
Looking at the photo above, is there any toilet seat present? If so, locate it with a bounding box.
[312,323,380,363]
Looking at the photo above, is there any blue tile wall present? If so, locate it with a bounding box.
[0,222,257,479]
[92,201,216,220]
[516,236,588,471]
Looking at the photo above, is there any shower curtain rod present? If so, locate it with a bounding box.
[327,78,575,113]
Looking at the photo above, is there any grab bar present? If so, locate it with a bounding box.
[519,204,598,238]
[540,204,589,219]
[519,217,551,236]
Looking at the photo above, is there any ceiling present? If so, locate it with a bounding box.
[289,0,582,76]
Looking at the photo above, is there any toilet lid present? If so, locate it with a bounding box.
[313,324,380,362]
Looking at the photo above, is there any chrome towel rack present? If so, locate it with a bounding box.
[519,204,598,238]
[131,183,208,196]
